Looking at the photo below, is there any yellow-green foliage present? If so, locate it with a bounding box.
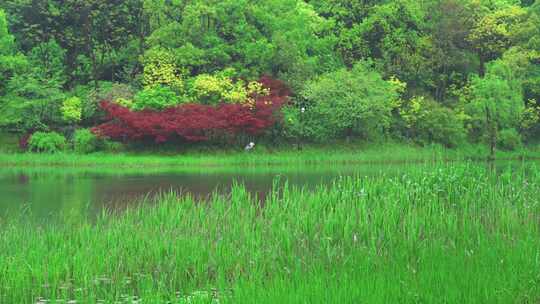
[142,48,184,92]
[61,97,82,123]
[400,96,425,128]
[388,76,407,95]
[468,6,527,60]
[521,99,540,131]
[399,96,466,147]
[387,76,408,110]
[191,71,268,105]
[223,80,268,105]
[115,97,134,108]
[191,74,226,104]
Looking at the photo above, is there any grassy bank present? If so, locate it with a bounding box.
[1,143,539,168]
[1,163,540,303]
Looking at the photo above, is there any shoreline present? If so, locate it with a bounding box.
[1,144,538,168]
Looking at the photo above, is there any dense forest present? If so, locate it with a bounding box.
[0,0,539,154]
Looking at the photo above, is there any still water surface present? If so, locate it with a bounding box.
[0,161,529,220]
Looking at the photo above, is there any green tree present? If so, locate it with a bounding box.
[464,61,524,158]
[426,0,481,101]
[494,2,540,141]
[311,0,433,94]
[468,5,527,76]
[1,73,65,132]
[308,0,384,66]
[397,96,466,147]
[293,61,399,142]
[0,9,27,95]
[144,0,339,89]
[0,9,30,131]
[27,40,67,86]
[3,0,144,87]
[0,38,68,132]
[351,1,431,86]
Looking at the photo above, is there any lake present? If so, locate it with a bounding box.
[0,160,532,220]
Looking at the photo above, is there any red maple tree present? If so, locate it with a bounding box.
[92,77,290,143]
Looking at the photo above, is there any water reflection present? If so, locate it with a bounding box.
[0,160,532,221]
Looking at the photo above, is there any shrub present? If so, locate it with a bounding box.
[498,128,522,150]
[73,128,99,154]
[28,131,66,153]
[93,77,290,143]
[398,96,466,147]
[132,86,180,111]
[93,100,283,143]
[88,83,135,104]
[61,97,82,123]
[189,71,268,105]
[259,76,292,98]
[222,80,267,105]
[190,74,226,105]
[79,82,135,122]
[115,98,133,108]
[521,99,540,142]
[297,62,398,142]
[282,105,331,143]
[142,47,184,92]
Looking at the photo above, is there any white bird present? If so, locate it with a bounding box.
[301,107,306,113]
[245,142,255,151]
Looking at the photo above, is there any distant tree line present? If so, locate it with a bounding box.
[0,0,539,154]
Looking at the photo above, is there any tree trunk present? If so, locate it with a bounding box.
[82,4,99,90]
[90,50,98,90]
[479,54,486,77]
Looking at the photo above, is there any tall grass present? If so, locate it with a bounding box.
[1,143,538,168]
[1,162,540,303]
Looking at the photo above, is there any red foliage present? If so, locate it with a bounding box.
[92,77,290,143]
[19,133,31,151]
[259,75,292,98]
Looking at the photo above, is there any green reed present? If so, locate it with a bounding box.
[1,162,539,303]
[3,143,535,168]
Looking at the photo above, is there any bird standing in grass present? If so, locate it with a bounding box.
[245,142,255,151]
